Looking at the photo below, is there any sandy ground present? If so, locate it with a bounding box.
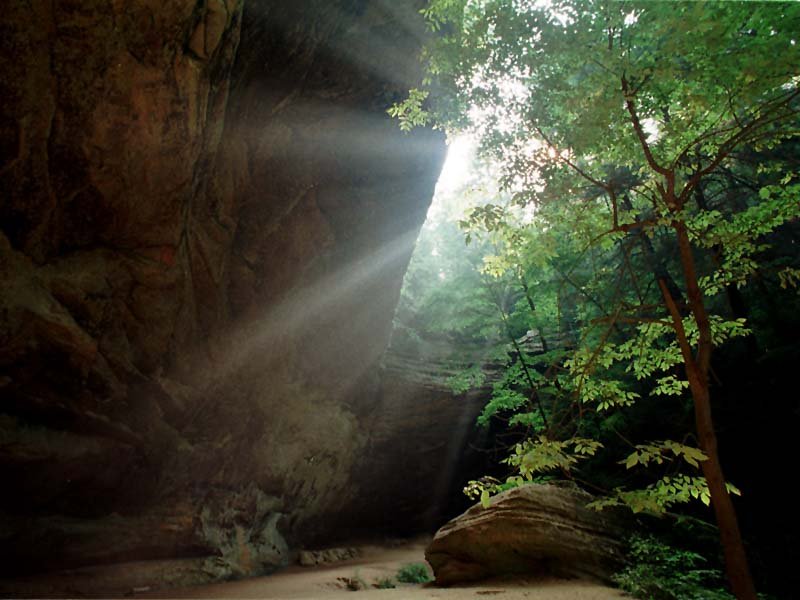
[140,540,628,600]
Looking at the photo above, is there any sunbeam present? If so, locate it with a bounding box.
[210,228,422,392]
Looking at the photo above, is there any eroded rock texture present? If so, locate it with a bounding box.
[425,484,628,586]
[344,330,502,535]
[340,325,566,536]
[0,0,444,586]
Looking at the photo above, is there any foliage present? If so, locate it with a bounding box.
[622,441,708,470]
[589,475,741,515]
[392,0,800,594]
[505,436,602,479]
[464,475,521,508]
[614,534,733,600]
[395,213,505,345]
[396,563,433,584]
[690,178,800,296]
[462,439,603,508]
[387,89,431,132]
[447,363,487,395]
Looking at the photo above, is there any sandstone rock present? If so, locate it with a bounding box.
[189,0,231,59]
[0,0,445,589]
[0,483,286,581]
[339,331,502,535]
[425,484,628,586]
[298,546,359,566]
[197,483,289,578]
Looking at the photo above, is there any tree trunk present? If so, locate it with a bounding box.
[619,194,685,306]
[658,221,758,600]
[693,378,757,600]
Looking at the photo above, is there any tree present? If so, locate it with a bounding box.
[393,2,800,598]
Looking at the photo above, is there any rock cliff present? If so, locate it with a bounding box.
[0,0,444,585]
[343,329,502,535]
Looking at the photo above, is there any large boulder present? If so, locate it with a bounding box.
[425,484,628,585]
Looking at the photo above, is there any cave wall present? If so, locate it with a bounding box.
[349,332,499,536]
[0,0,444,585]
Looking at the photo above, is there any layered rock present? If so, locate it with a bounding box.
[341,329,502,534]
[340,324,567,535]
[425,484,628,585]
[0,0,444,586]
[1,483,287,581]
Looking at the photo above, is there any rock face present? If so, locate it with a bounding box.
[297,546,360,567]
[342,329,503,535]
[425,484,628,586]
[341,325,564,536]
[0,0,444,586]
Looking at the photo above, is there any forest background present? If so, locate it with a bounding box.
[390,1,800,599]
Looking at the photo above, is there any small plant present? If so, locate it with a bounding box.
[373,577,396,589]
[396,562,432,584]
[613,534,733,600]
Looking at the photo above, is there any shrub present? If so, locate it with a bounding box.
[614,534,733,600]
[396,563,432,584]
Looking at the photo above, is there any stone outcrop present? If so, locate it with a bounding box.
[0,0,444,587]
[340,328,504,534]
[0,483,287,581]
[425,484,628,585]
[298,546,360,567]
[339,324,561,536]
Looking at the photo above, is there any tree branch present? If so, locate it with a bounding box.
[621,75,672,178]
[677,86,800,205]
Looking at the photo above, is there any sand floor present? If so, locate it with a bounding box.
[141,541,628,600]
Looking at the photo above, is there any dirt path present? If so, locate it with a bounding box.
[142,541,627,600]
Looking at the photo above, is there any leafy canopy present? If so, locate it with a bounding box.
[395,0,800,524]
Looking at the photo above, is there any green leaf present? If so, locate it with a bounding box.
[625,453,639,469]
